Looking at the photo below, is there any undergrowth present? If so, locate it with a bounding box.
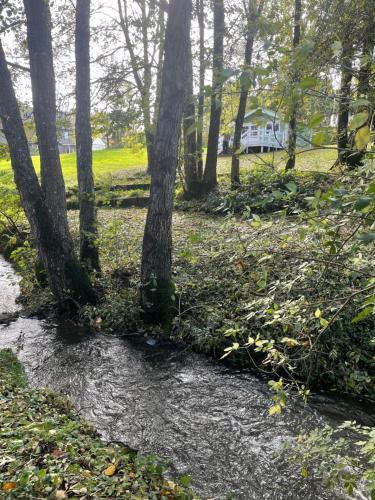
[0,349,196,499]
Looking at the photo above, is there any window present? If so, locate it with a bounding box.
[266,123,273,135]
[275,122,280,132]
[250,125,258,136]
[241,126,249,136]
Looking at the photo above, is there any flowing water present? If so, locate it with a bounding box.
[0,255,374,499]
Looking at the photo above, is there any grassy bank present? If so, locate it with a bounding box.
[1,148,374,400]
[0,349,196,498]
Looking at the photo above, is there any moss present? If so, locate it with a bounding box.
[141,277,177,329]
[0,349,26,387]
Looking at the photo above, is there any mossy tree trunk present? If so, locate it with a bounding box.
[0,39,96,308]
[23,0,70,241]
[203,0,225,191]
[141,0,192,324]
[75,0,100,272]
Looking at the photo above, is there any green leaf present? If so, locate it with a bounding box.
[357,232,375,244]
[308,112,325,128]
[354,196,373,211]
[355,125,371,150]
[299,77,317,90]
[311,130,325,146]
[349,112,368,131]
[351,307,373,324]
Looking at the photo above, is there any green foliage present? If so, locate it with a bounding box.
[286,422,375,498]
[0,349,196,499]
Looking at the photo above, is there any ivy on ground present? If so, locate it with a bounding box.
[0,350,196,499]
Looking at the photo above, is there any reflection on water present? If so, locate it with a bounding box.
[0,256,373,499]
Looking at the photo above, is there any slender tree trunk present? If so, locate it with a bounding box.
[153,5,165,130]
[141,0,192,323]
[23,0,70,240]
[337,42,354,164]
[285,0,302,171]
[358,0,375,98]
[231,0,262,187]
[117,0,156,173]
[196,0,205,181]
[203,0,225,190]
[0,39,95,308]
[75,0,100,272]
[183,35,198,195]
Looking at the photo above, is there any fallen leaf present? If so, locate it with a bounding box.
[2,482,17,491]
[103,464,116,476]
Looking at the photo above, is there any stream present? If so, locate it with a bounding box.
[1,255,374,499]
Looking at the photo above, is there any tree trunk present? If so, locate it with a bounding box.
[358,0,375,98]
[183,35,199,195]
[23,0,70,240]
[196,0,205,181]
[75,0,100,272]
[203,0,225,190]
[231,0,262,187]
[337,42,354,164]
[141,0,192,323]
[0,39,96,308]
[152,5,165,131]
[285,0,302,171]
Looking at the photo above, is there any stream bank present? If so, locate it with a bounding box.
[1,255,374,499]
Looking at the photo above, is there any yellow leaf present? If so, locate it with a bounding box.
[103,464,116,477]
[2,482,17,491]
[55,490,67,499]
[355,125,371,150]
[268,404,282,416]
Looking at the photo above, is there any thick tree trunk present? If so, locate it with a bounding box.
[183,37,199,195]
[285,0,302,171]
[75,0,100,272]
[23,0,70,240]
[231,0,262,187]
[141,0,192,323]
[203,0,225,190]
[196,0,205,181]
[337,43,354,164]
[0,39,95,308]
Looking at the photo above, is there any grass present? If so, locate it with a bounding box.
[0,349,196,499]
[0,146,337,190]
[0,147,148,186]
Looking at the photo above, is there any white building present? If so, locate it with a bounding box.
[219,108,312,154]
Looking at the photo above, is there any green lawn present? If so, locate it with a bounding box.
[0,148,148,186]
[0,146,338,191]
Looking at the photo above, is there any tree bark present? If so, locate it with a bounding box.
[358,0,375,98]
[141,0,192,323]
[196,0,205,181]
[23,0,70,240]
[337,42,354,164]
[183,34,199,195]
[285,0,302,171]
[203,0,225,190]
[231,0,262,187]
[75,0,100,272]
[0,39,95,308]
